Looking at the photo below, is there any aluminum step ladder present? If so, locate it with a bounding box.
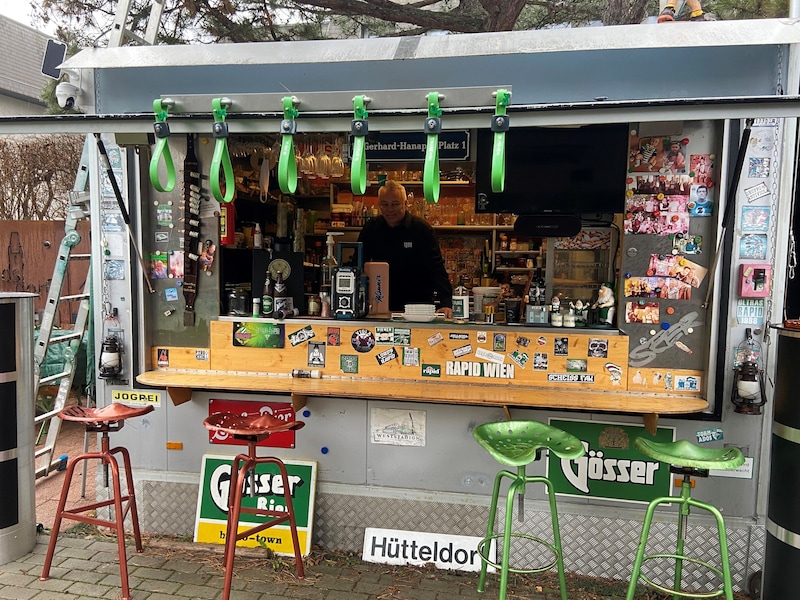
[33,188,92,479]
[108,0,165,47]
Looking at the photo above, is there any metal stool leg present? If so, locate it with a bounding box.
[41,453,89,579]
[222,453,250,600]
[626,496,670,600]
[221,450,305,600]
[115,444,145,553]
[689,498,735,600]
[41,438,136,600]
[272,458,305,578]
[542,477,568,600]
[477,468,512,593]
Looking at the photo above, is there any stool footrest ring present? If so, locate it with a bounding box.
[478,532,559,575]
[639,553,726,599]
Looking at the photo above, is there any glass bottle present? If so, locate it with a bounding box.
[452,276,470,324]
[273,271,293,315]
[261,271,274,318]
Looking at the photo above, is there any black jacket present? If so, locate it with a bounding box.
[358,213,453,311]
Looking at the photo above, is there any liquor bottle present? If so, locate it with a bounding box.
[273,271,293,315]
[253,223,263,249]
[261,271,274,318]
[452,276,470,323]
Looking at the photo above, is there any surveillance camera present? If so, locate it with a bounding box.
[55,81,79,109]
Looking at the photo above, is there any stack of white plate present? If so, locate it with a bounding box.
[403,304,437,322]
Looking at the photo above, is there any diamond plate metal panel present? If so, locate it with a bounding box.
[86,474,762,595]
[139,481,199,535]
[314,493,487,551]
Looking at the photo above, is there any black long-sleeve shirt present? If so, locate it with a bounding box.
[358,213,452,312]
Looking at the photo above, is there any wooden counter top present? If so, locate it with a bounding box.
[137,368,708,420]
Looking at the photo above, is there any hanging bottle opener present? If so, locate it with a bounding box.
[423,91,443,204]
[491,89,511,193]
[278,95,299,194]
[351,95,370,196]
[149,98,177,192]
[210,97,234,203]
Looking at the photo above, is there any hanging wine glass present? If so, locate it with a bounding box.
[316,136,331,179]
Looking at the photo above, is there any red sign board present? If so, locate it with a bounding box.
[207,399,297,449]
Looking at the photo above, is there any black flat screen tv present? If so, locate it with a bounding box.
[474,123,628,215]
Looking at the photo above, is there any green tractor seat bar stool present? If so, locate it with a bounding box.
[40,403,155,600]
[625,438,745,600]
[203,411,306,600]
[473,420,585,600]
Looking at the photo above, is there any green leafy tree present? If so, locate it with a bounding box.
[34,0,668,46]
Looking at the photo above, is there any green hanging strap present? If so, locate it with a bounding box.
[491,89,511,193]
[149,98,176,193]
[351,95,370,196]
[423,91,442,204]
[210,97,234,203]
[278,96,299,194]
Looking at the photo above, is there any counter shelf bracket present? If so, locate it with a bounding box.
[166,386,193,406]
[503,405,512,421]
[278,95,300,194]
[491,88,511,194]
[210,97,234,203]
[291,393,308,412]
[423,91,443,204]
[642,413,658,435]
[149,97,176,193]
[351,95,370,196]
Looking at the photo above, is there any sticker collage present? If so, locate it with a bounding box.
[624,133,712,326]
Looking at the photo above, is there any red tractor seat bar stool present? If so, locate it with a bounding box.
[203,411,306,600]
[625,438,745,600]
[473,420,585,600]
[40,403,155,600]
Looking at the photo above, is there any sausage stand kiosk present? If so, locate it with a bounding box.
[6,17,800,595]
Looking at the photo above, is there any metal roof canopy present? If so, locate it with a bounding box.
[1,19,799,135]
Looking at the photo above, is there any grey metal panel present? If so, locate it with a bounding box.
[365,401,509,493]
[108,398,168,471]
[294,396,369,485]
[92,45,782,116]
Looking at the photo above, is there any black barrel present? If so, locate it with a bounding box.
[0,293,36,565]
[764,327,800,599]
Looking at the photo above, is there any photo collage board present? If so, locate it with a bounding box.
[619,123,718,375]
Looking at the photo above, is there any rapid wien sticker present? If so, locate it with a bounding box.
[445,361,515,379]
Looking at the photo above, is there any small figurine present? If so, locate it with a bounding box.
[591,282,616,326]
[199,239,216,274]
[551,295,561,313]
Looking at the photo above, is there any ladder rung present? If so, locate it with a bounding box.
[34,407,62,424]
[59,293,90,302]
[39,371,72,385]
[69,254,91,260]
[49,331,84,344]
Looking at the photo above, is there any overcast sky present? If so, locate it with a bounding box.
[0,0,56,34]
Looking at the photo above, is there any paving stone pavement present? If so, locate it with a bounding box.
[0,530,755,600]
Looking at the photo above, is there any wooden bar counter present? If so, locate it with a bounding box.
[137,317,708,426]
